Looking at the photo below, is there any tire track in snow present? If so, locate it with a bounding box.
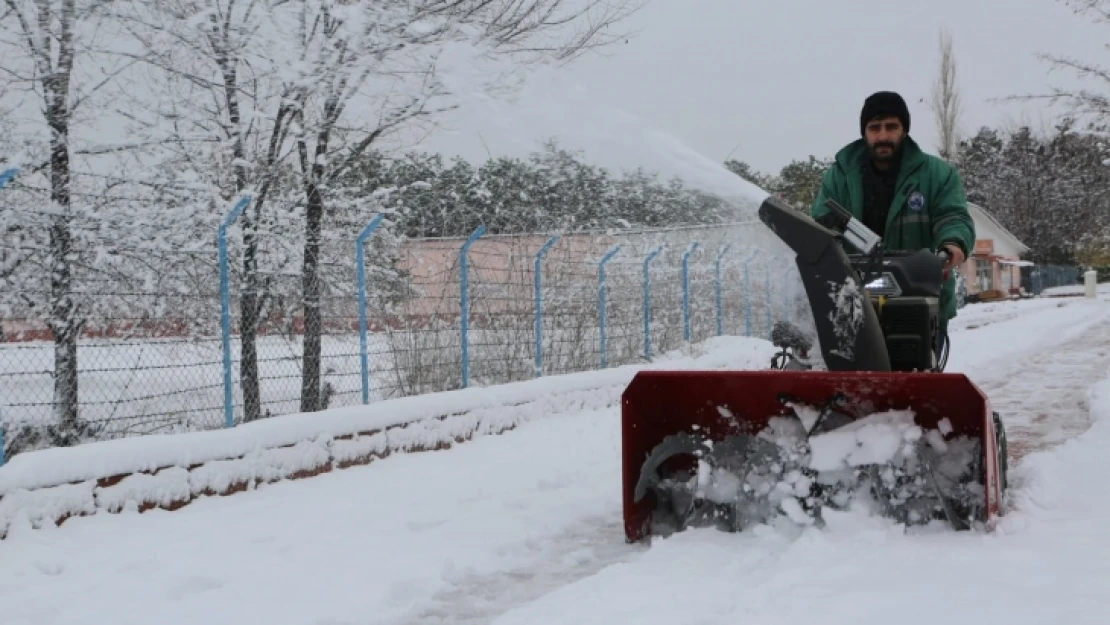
[970,316,1110,461]
[395,516,644,625]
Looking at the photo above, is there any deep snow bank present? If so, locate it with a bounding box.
[0,336,779,538]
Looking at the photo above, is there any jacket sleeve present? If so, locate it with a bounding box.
[810,166,839,220]
[930,166,975,257]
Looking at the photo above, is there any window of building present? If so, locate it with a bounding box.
[976,258,992,291]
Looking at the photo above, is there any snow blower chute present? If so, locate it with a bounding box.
[621,195,1007,541]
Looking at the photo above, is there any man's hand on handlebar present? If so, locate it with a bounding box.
[940,243,965,270]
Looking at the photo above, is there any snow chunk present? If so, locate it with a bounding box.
[780,496,815,526]
[937,418,954,436]
[926,428,949,452]
[700,467,743,504]
[807,409,920,471]
[784,402,822,433]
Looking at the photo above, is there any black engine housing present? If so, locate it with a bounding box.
[758,196,945,372]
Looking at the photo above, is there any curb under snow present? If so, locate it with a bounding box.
[0,336,778,539]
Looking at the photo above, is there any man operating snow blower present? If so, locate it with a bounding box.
[620,107,1010,539]
[810,91,974,364]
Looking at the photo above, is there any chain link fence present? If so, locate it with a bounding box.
[954,262,1088,306]
[2,190,803,462]
[7,166,1092,464]
[1022,264,1086,295]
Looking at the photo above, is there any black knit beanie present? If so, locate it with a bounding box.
[860,91,910,136]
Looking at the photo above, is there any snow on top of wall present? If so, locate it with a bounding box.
[0,336,779,496]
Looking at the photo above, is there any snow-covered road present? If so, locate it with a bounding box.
[2,293,1109,625]
[947,296,1110,459]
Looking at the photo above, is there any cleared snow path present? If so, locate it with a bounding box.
[410,517,641,624]
[946,297,1110,459]
[979,317,1110,459]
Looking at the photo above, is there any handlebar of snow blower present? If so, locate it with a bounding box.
[821,198,954,282]
[821,199,883,256]
[936,247,952,281]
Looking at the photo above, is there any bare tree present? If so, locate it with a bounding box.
[1008,1,1110,134]
[283,0,639,412]
[115,0,638,417]
[930,26,962,162]
[115,0,308,423]
[0,0,115,435]
[283,2,441,412]
[997,0,1110,265]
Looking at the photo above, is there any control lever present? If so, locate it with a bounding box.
[937,248,952,281]
[823,199,882,255]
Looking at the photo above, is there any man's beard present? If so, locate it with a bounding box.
[867,139,903,164]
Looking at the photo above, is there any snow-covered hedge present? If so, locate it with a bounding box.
[0,365,631,538]
[0,336,778,539]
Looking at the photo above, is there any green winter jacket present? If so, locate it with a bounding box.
[810,136,975,322]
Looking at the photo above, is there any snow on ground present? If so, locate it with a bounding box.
[947,293,1107,367]
[942,293,1110,460]
[949,296,1110,459]
[1040,280,1110,297]
[0,337,777,625]
[490,345,1110,625]
[1,293,1109,625]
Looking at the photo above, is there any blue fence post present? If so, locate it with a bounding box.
[716,245,731,336]
[0,167,18,189]
[597,246,621,369]
[459,225,487,388]
[356,213,385,405]
[642,246,663,359]
[219,194,251,429]
[533,235,560,378]
[681,242,700,342]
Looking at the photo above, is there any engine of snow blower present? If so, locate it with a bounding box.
[768,198,952,374]
[621,195,1008,542]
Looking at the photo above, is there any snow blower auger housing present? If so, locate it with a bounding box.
[621,195,1008,542]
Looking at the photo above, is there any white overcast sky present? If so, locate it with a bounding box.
[416,0,1108,178]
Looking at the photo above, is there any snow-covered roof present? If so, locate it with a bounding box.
[968,202,1030,256]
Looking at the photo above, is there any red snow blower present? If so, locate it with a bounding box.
[621,196,1008,541]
